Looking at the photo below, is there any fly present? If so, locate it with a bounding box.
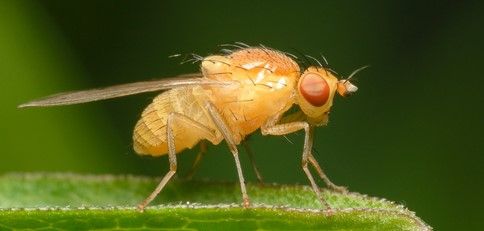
[19,45,367,210]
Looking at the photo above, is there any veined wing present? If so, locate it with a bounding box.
[19,73,236,108]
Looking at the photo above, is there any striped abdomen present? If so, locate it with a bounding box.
[133,87,218,156]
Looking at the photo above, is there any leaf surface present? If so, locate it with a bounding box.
[0,173,431,230]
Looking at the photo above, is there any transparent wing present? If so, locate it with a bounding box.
[19,73,235,108]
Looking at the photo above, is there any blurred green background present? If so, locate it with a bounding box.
[1,0,483,230]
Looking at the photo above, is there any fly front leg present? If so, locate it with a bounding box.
[137,112,217,211]
[205,102,250,208]
[261,113,331,209]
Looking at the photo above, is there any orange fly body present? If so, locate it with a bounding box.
[19,44,366,210]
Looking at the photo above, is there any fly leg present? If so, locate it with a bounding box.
[261,113,331,209]
[308,154,347,193]
[205,102,250,208]
[137,112,217,211]
[184,141,208,180]
[185,140,263,183]
[242,141,264,184]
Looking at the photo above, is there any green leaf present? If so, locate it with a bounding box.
[0,173,430,230]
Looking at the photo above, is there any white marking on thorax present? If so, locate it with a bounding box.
[241,61,265,70]
[255,69,265,83]
[254,63,273,83]
[276,78,287,89]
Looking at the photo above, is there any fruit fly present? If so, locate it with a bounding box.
[19,44,366,210]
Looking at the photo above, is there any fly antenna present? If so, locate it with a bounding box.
[345,65,370,83]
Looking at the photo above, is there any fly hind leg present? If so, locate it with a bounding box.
[137,112,217,211]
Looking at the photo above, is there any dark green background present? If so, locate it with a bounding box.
[1,0,482,230]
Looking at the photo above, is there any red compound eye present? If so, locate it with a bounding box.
[299,73,329,107]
